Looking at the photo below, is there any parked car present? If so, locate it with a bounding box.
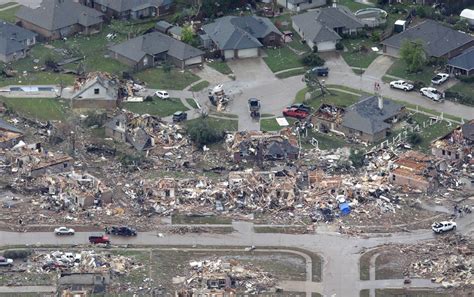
[309,66,329,76]
[389,80,414,91]
[420,87,444,101]
[88,235,110,244]
[248,98,261,118]
[42,261,67,271]
[172,111,187,122]
[282,107,309,119]
[290,103,311,113]
[106,226,137,236]
[154,90,170,99]
[431,221,456,233]
[0,256,13,267]
[431,73,449,85]
[54,226,75,235]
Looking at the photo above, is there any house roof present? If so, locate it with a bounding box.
[381,19,474,58]
[168,26,182,36]
[0,21,34,56]
[447,47,474,71]
[0,118,23,134]
[462,120,474,141]
[155,20,173,32]
[92,0,166,12]
[109,31,203,62]
[72,75,118,100]
[342,96,404,135]
[202,16,282,50]
[16,0,103,31]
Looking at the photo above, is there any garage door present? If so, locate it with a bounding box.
[224,50,235,60]
[185,56,202,66]
[317,41,336,52]
[237,48,259,58]
[384,45,400,58]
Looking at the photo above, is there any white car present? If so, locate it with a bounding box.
[390,80,414,91]
[420,87,444,101]
[431,73,449,85]
[154,90,169,99]
[0,256,13,267]
[54,226,75,235]
[431,221,456,233]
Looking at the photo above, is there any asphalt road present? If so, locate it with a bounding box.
[1,214,472,296]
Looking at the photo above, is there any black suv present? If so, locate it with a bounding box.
[290,103,311,113]
[106,226,137,236]
[172,111,187,123]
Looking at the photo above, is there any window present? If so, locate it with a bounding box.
[442,149,445,155]
[63,163,68,168]
[455,153,459,159]
[392,175,396,181]
[447,151,451,156]
[94,88,100,94]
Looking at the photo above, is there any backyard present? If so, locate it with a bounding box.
[341,38,380,70]
[123,98,188,117]
[0,97,68,121]
[135,68,200,90]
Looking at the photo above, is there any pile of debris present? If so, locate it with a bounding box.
[177,257,276,294]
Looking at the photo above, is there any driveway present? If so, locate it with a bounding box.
[227,58,276,84]
[189,64,230,86]
[364,55,395,80]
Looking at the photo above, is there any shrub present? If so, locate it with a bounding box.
[413,80,426,90]
[416,6,426,18]
[312,45,318,53]
[3,249,31,259]
[407,132,422,145]
[302,53,325,67]
[371,31,381,43]
[144,95,153,102]
[335,42,344,51]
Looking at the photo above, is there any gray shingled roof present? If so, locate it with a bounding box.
[381,19,474,58]
[342,96,404,135]
[0,118,23,134]
[292,6,363,44]
[0,21,36,56]
[202,16,282,50]
[16,0,103,31]
[109,31,203,62]
[447,47,474,71]
[93,0,165,13]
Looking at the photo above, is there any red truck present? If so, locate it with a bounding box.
[88,235,110,244]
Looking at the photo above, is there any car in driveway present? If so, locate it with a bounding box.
[389,80,414,91]
[248,98,261,118]
[0,256,13,267]
[308,66,329,76]
[54,226,75,235]
[172,111,187,122]
[420,87,444,102]
[282,107,309,119]
[431,73,449,85]
[154,90,170,99]
[290,103,311,113]
[432,221,456,233]
[106,226,137,236]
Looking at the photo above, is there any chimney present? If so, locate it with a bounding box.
[378,95,383,110]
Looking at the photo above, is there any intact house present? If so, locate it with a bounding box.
[312,95,406,143]
[389,151,445,193]
[0,118,24,149]
[108,31,203,71]
[0,21,37,62]
[201,16,282,59]
[277,0,326,12]
[447,47,474,77]
[15,0,104,41]
[79,0,174,20]
[381,19,474,59]
[64,73,120,109]
[292,6,364,51]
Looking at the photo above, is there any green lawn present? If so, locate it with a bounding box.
[0,2,17,9]
[0,71,76,88]
[302,130,349,150]
[341,38,380,69]
[386,59,436,85]
[263,46,304,73]
[136,68,200,90]
[0,97,68,121]
[123,98,188,117]
[338,0,371,11]
[185,98,199,109]
[448,81,474,98]
[207,61,233,75]
[298,89,361,109]
[260,118,282,131]
[409,113,453,153]
[184,117,238,132]
[189,80,210,92]
[276,68,306,79]
[0,5,20,22]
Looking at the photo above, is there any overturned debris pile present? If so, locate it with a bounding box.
[178,257,276,294]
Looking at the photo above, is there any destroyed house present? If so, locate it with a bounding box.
[431,119,474,162]
[313,104,346,133]
[30,155,73,177]
[0,118,24,149]
[389,151,442,193]
[70,73,120,109]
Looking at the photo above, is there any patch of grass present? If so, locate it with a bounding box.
[172,214,232,225]
[136,68,200,90]
[112,250,151,288]
[341,38,379,69]
[260,118,283,131]
[386,59,436,85]
[189,80,210,92]
[299,89,361,110]
[0,97,68,121]
[352,68,365,75]
[409,113,454,153]
[338,0,371,11]
[123,98,188,117]
[0,2,17,9]
[184,116,238,132]
[264,46,304,73]
[375,289,452,297]
[209,112,238,119]
[448,81,474,98]
[375,250,405,280]
[360,249,380,280]
[254,226,308,234]
[207,61,233,75]
[302,130,349,150]
[276,68,306,79]
[0,71,76,88]
[185,98,199,109]
[295,87,309,103]
[0,5,20,22]
[287,34,311,53]
[0,271,54,286]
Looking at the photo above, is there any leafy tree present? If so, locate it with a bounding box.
[181,25,195,44]
[302,53,325,67]
[399,40,426,73]
[416,6,426,18]
[187,118,224,147]
[349,149,365,168]
[407,132,422,145]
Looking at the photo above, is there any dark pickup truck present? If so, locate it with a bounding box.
[88,235,110,244]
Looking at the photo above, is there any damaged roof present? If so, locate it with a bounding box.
[0,118,23,134]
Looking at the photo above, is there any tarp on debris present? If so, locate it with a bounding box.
[339,203,351,215]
